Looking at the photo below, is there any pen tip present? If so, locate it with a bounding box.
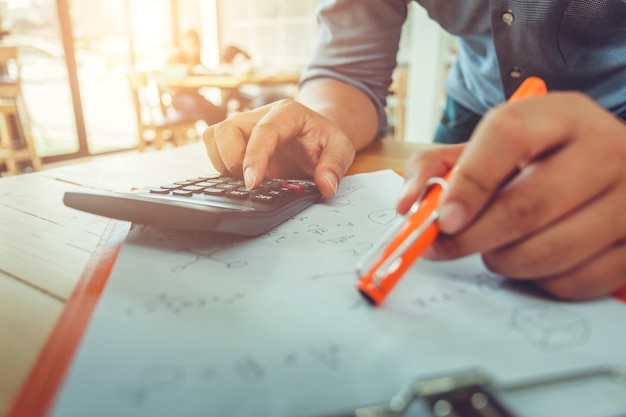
[358,289,378,306]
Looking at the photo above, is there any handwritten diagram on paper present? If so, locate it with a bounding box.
[49,170,626,417]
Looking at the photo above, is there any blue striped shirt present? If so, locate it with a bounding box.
[301,0,626,136]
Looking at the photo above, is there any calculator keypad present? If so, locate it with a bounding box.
[145,175,318,207]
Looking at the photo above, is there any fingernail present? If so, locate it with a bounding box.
[325,171,338,195]
[244,167,256,189]
[438,202,467,234]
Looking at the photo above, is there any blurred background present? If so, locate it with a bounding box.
[0,0,456,172]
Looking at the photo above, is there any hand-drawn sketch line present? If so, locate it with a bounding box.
[414,287,468,307]
[510,304,591,350]
[171,246,247,272]
[327,185,375,209]
[234,355,266,382]
[117,365,185,407]
[317,234,357,246]
[310,270,353,280]
[335,241,373,257]
[308,342,341,370]
[307,223,328,236]
[368,208,403,226]
[260,223,358,244]
[126,293,207,317]
[125,292,247,317]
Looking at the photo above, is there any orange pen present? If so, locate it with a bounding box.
[356,76,548,306]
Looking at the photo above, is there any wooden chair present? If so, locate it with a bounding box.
[0,45,41,175]
[388,65,408,141]
[127,70,198,151]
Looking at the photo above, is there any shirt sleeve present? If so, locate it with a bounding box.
[299,0,409,138]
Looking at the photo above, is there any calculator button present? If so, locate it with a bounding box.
[251,194,278,203]
[161,183,183,190]
[225,189,250,199]
[281,183,304,192]
[203,177,229,185]
[215,183,239,190]
[195,182,216,188]
[203,187,227,196]
[149,187,171,194]
[226,179,245,187]
[172,189,194,197]
[264,180,284,188]
[182,186,205,193]
[266,189,287,198]
[175,180,196,186]
[294,182,317,192]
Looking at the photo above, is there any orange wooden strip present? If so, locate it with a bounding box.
[7,220,130,417]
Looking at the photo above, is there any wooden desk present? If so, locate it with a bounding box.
[165,71,301,90]
[0,138,424,416]
[165,70,302,114]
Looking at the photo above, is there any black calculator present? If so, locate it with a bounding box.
[63,175,322,236]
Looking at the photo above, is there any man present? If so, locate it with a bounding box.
[203,0,626,300]
[165,29,227,126]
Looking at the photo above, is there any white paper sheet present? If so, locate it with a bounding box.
[49,170,626,417]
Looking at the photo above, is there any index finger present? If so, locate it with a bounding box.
[242,100,309,189]
[438,93,587,234]
[203,106,272,175]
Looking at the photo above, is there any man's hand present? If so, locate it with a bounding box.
[398,92,626,300]
[203,99,355,197]
[203,79,379,198]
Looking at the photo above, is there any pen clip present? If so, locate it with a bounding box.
[371,177,448,286]
[356,176,449,305]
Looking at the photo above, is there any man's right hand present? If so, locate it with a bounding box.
[398,92,626,301]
